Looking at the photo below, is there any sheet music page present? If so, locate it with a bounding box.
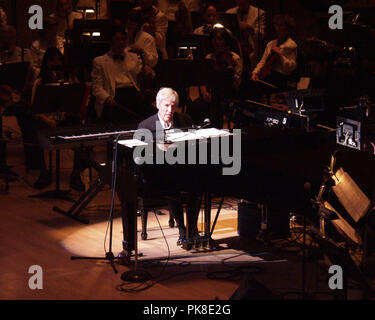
[165,131,196,142]
[119,129,234,147]
[195,128,233,138]
[166,128,232,142]
[118,139,148,148]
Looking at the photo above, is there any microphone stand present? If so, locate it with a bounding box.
[70,132,133,274]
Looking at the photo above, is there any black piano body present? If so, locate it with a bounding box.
[116,124,337,253]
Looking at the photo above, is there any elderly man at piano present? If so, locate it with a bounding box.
[137,87,201,248]
[91,24,156,125]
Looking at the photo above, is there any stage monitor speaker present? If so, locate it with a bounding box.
[237,201,261,239]
[266,204,290,239]
[230,275,282,300]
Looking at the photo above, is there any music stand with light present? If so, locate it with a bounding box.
[217,13,241,39]
[175,34,212,60]
[70,19,111,74]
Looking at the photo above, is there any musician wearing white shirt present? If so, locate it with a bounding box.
[226,0,265,68]
[251,14,297,90]
[91,25,155,123]
[194,4,232,37]
[125,9,159,70]
[50,0,83,54]
[0,25,25,63]
[134,0,169,60]
[158,0,200,19]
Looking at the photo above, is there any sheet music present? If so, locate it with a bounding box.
[166,128,232,142]
[118,139,148,148]
[118,128,233,148]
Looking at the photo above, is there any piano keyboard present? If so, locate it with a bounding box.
[38,124,137,150]
[55,129,136,141]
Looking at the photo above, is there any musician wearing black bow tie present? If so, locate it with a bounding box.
[91,25,155,124]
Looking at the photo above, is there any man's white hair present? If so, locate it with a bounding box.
[156,87,179,108]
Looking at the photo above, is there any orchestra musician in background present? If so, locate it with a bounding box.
[125,9,159,103]
[193,3,218,36]
[51,0,83,54]
[194,3,233,37]
[134,0,169,60]
[0,7,7,28]
[251,14,297,91]
[125,9,158,78]
[0,25,24,63]
[226,0,265,71]
[190,27,242,128]
[91,24,156,124]
[28,17,60,84]
[0,24,47,185]
[31,47,89,191]
[161,0,193,58]
[75,0,109,19]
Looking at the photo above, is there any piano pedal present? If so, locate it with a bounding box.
[182,240,192,251]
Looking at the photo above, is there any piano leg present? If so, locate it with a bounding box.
[116,164,138,264]
[204,192,213,249]
[141,203,148,240]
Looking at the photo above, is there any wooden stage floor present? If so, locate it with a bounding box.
[0,116,362,301]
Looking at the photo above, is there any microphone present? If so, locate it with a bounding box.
[195,118,211,129]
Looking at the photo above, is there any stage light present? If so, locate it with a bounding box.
[213,23,224,29]
[81,31,101,38]
[77,7,96,19]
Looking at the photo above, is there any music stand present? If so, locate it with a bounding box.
[176,34,212,60]
[217,13,240,39]
[72,19,111,44]
[30,83,87,201]
[156,58,215,89]
[70,19,111,72]
[156,58,215,112]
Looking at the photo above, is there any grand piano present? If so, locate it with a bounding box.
[113,112,337,255]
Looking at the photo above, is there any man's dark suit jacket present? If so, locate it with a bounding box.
[136,111,195,191]
[138,112,193,131]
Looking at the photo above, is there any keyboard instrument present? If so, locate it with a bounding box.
[37,124,137,150]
